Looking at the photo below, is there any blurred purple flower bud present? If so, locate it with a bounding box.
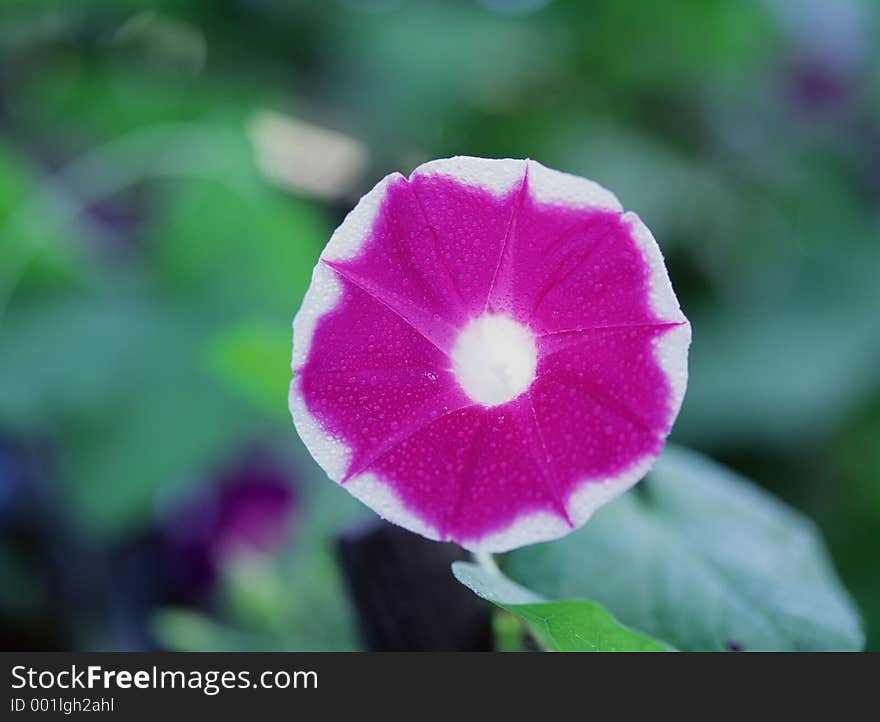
[772,0,871,118]
[156,448,298,601]
[785,54,856,116]
[211,454,298,560]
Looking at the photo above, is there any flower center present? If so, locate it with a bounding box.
[451,314,537,407]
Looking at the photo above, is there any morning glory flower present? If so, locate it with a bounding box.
[290,157,690,552]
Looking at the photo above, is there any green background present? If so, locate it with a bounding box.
[0,0,878,651]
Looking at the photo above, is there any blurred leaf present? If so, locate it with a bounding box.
[15,55,252,139]
[149,149,327,319]
[153,608,251,652]
[453,561,671,652]
[541,123,736,248]
[0,291,154,428]
[0,289,264,536]
[557,0,774,87]
[334,1,563,146]
[678,289,880,448]
[207,320,291,423]
[221,555,286,631]
[266,479,366,651]
[0,141,90,301]
[507,446,865,651]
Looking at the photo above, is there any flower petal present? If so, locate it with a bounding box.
[356,399,575,552]
[409,157,526,315]
[290,156,691,552]
[322,172,468,351]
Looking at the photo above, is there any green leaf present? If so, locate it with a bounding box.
[677,297,880,448]
[452,562,671,652]
[0,140,90,300]
[147,129,328,319]
[207,320,292,423]
[507,446,865,652]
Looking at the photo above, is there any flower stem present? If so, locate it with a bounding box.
[473,550,500,575]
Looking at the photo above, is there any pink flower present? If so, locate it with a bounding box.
[290,157,690,552]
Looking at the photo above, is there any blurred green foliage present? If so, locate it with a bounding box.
[0,0,878,650]
[507,447,864,651]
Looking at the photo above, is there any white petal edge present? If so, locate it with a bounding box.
[345,472,442,542]
[526,159,623,212]
[289,376,351,482]
[654,322,691,428]
[322,171,403,262]
[289,173,401,483]
[566,453,658,528]
[410,156,526,196]
[624,211,686,323]
[410,157,622,215]
[624,210,691,427]
[464,509,572,554]
[290,380,441,543]
[462,453,658,553]
[291,262,343,372]
[291,167,400,374]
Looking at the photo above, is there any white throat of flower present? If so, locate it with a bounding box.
[451,314,537,407]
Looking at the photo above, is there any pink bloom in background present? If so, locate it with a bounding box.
[290,157,690,552]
